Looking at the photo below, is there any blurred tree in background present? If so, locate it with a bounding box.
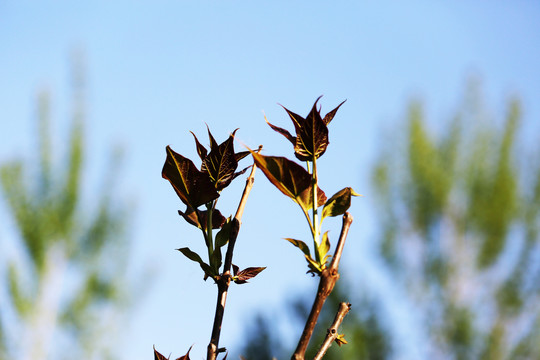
[373,80,540,359]
[0,62,130,359]
[239,80,540,359]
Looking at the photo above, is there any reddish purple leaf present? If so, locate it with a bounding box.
[233,266,266,284]
[162,146,219,208]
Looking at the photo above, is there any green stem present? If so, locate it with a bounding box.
[206,202,214,265]
[311,157,320,262]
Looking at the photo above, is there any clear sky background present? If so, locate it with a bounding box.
[1,1,540,359]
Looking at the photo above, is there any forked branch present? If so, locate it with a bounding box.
[291,212,353,360]
[313,302,351,360]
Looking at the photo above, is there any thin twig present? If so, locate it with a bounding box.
[207,147,261,360]
[313,302,351,360]
[291,212,353,360]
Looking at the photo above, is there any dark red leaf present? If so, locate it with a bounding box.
[322,99,346,125]
[250,153,326,213]
[233,266,266,284]
[175,345,193,360]
[202,129,242,190]
[232,263,239,276]
[178,207,226,230]
[154,346,169,360]
[190,131,208,162]
[162,146,219,208]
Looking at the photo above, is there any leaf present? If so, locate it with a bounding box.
[202,128,243,190]
[321,187,362,221]
[318,231,331,265]
[178,207,226,230]
[162,146,219,208]
[232,263,240,276]
[154,346,169,360]
[175,345,193,360]
[265,115,296,145]
[190,131,208,162]
[233,266,266,284]
[322,99,346,125]
[250,152,326,213]
[215,218,233,249]
[305,254,322,276]
[177,247,215,279]
[284,238,311,257]
[335,333,348,347]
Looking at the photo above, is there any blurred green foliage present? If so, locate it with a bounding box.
[373,80,540,359]
[0,66,130,359]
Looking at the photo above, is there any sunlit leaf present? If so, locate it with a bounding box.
[177,207,226,230]
[284,238,311,257]
[335,334,348,347]
[162,146,219,208]
[318,231,331,265]
[305,254,322,276]
[177,247,215,280]
[233,266,266,284]
[321,187,361,221]
[250,152,326,213]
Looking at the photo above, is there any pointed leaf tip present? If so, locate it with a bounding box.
[321,187,361,221]
[175,345,193,360]
[154,346,169,360]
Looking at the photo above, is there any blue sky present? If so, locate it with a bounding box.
[1,1,540,359]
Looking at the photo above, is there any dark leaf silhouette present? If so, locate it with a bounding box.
[178,207,226,230]
[250,152,326,214]
[215,218,234,249]
[190,131,208,162]
[162,146,219,208]
[267,96,345,161]
[177,247,215,280]
[232,265,266,284]
[321,187,361,221]
[154,346,169,360]
[202,128,244,190]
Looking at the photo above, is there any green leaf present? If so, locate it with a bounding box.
[215,218,233,249]
[305,254,322,276]
[233,266,266,284]
[321,187,362,221]
[162,146,219,208]
[335,333,348,347]
[177,247,215,279]
[284,238,311,257]
[318,231,331,265]
[250,152,326,213]
[177,207,226,230]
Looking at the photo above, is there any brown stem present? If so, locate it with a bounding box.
[291,212,353,360]
[313,302,351,360]
[206,149,260,360]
